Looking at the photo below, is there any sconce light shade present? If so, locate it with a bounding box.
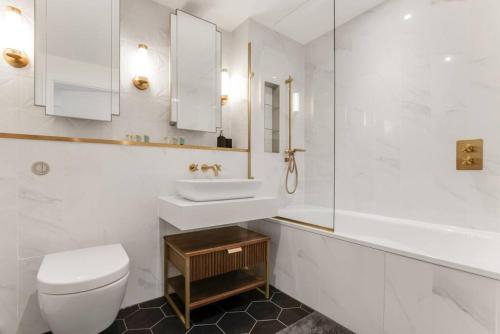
[221,68,230,105]
[2,5,29,68]
[132,44,150,90]
[292,92,300,112]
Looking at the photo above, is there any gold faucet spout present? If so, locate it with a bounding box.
[201,164,222,176]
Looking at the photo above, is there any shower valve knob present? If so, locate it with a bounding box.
[462,156,475,166]
[462,144,475,153]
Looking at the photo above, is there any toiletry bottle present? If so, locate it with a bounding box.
[217,130,226,148]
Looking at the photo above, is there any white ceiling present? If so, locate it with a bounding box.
[153,0,384,44]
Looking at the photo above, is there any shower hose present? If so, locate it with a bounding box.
[285,152,299,194]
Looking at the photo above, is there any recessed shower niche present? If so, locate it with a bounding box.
[264,82,280,153]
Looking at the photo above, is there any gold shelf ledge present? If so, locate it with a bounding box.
[273,216,334,233]
[0,133,248,153]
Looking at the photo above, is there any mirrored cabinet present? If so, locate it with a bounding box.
[34,0,120,121]
[170,10,222,133]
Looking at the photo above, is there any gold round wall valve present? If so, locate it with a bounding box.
[3,48,29,68]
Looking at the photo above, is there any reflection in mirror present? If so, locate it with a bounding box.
[35,0,119,121]
[170,10,221,132]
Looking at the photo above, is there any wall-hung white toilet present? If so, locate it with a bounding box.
[37,244,130,334]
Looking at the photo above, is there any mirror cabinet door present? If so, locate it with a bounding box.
[170,10,221,132]
[35,0,119,121]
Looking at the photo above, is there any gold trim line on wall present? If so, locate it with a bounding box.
[0,133,248,152]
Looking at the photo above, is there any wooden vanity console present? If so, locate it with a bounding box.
[164,226,270,330]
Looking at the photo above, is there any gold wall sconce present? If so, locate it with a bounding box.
[456,139,483,170]
[3,5,29,68]
[221,68,230,105]
[132,44,150,90]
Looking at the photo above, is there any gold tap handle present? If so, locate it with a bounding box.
[189,163,199,172]
[462,144,474,153]
[462,157,475,166]
[293,148,306,153]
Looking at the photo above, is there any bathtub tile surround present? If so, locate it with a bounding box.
[248,219,500,334]
[384,254,496,334]
[41,287,347,334]
[248,220,384,334]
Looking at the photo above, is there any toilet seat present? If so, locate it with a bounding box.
[37,244,130,295]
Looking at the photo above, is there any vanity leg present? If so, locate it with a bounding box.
[265,240,270,299]
[164,244,169,298]
[184,257,191,330]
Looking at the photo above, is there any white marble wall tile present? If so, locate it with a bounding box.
[318,236,385,334]
[384,253,496,334]
[5,138,246,332]
[17,257,49,334]
[335,0,500,232]
[248,19,307,208]
[0,140,18,334]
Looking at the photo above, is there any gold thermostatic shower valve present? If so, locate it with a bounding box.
[456,139,483,170]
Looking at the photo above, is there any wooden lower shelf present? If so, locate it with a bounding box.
[168,270,266,309]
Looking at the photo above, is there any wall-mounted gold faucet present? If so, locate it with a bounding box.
[189,163,222,176]
[201,164,222,176]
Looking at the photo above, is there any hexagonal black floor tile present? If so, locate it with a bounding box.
[124,330,152,334]
[117,304,139,319]
[191,304,224,325]
[269,285,281,296]
[125,308,165,330]
[152,316,185,334]
[278,308,309,326]
[241,289,268,302]
[100,319,126,334]
[271,293,301,309]
[218,312,256,334]
[139,297,166,308]
[217,294,252,312]
[250,320,286,334]
[188,324,224,334]
[247,301,281,320]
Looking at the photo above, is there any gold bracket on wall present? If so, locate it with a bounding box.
[456,139,483,170]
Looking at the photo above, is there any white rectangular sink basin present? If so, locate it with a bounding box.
[175,178,262,202]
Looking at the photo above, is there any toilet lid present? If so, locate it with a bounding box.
[37,244,130,295]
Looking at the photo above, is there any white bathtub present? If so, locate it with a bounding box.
[273,208,500,280]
